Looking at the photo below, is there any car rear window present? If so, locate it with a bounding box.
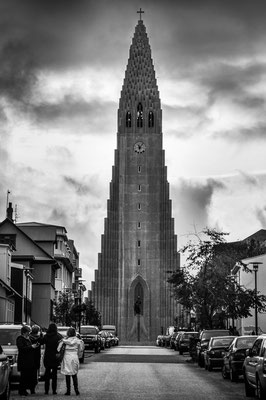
[236,337,257,349]
[0,329,21,345]
[80,327,97,335]
[202,331,229,340]
[183,333,198,339]
[211,337,233,347]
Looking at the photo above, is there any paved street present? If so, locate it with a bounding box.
[11,346,250,400]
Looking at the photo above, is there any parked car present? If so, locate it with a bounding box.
[169,332,178,349]
[80,325,101,353]
[204,336,235,371]
[178,332,199,355]
[243,334,266,398]
[0,324,25,384]
[222,335,257,381]
[112,334,119,346]
[57,326,85,363]
[196,329,230,368]
[0,346,11,400]
[156,335,163,346]
[98,331,107,350]
[174,332,184,351]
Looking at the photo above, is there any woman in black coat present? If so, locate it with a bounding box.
[43,323,63,395]
[17,325,40,396]
[29,325,43,394]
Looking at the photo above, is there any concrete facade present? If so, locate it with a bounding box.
[90,19,180,342]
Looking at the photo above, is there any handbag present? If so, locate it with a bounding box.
[56,342,66,363]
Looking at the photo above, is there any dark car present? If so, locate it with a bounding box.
[243,334,266,398]
[174,332,184,351]
[80,325,101,353]
[222,335,257,381]
[0,346,11,400]
[169,332,178,349]
[178,332,199,355]
[204,336,235,371]
[196,329,230,368]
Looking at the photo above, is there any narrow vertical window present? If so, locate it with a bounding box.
[138,203,141,210]
[138,185,141,192]
[138,166,141,173]
[148,111,154,127]
[138,259,141,266]
[126,111,131,127]
[138,222,141,229]
[138,240,141,248]
[137,103,143,128]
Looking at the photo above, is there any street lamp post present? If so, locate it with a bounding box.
[249,262,262,335]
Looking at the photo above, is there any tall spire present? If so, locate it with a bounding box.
[119,18,160,117]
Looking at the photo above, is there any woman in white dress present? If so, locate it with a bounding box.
[57,327,81,395]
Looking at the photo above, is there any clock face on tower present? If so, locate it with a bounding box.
[134,141,146,153]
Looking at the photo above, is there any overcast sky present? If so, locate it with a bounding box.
[1,0,266,289]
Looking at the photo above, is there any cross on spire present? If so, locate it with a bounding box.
[137,8,144,21]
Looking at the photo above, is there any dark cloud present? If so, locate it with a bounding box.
[32,96,116,134]
[0,40,37,103]
[199,62,266,108]
[172,178,226,237]
[63,176,92,196]
[49,208,68,223]
[216,124,266,141]
[237,170,258,186]
[256,206,266,228]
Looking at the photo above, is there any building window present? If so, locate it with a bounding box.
[148,111,154,127]
[138,203,141,210]
[138,166,141,173]
[126,111,131,127]
[138,185,141,191]
[138,222,141,229]
[137,103,143,128]
[138,240,141,248]
[138,259,141,266]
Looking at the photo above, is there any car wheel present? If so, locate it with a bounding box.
[244,373,255,397]
[0,380,10,400]
[95,346,99,353]
[257,377,266,400]
[179,350,183,355]
[230,367,238,382]
[199,356,204,368]
[221,365,229,379]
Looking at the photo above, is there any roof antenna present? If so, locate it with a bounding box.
[6,190,11,210]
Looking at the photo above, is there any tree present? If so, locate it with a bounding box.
[54,292,74,326]
[168,228,266,329]
[84,300,101,327]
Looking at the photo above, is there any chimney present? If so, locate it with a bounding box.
[7,202,13,222]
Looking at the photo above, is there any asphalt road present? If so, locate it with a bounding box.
[11,346,252,400]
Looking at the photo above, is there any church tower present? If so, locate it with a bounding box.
[91,12,180,342]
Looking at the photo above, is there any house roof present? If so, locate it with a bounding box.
[0,218,57,264]
[243,229,266,243]
[0,278,22,298]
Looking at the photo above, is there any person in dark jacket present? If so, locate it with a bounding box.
[43,323,62,395]
[17,325,40,396]
[29,325,43,394]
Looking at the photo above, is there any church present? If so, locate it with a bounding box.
[90,10,180,342]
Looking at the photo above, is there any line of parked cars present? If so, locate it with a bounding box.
[158,327,266,399]
[0,323,119,399]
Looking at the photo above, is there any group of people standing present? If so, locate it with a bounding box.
[16,323,82,396]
